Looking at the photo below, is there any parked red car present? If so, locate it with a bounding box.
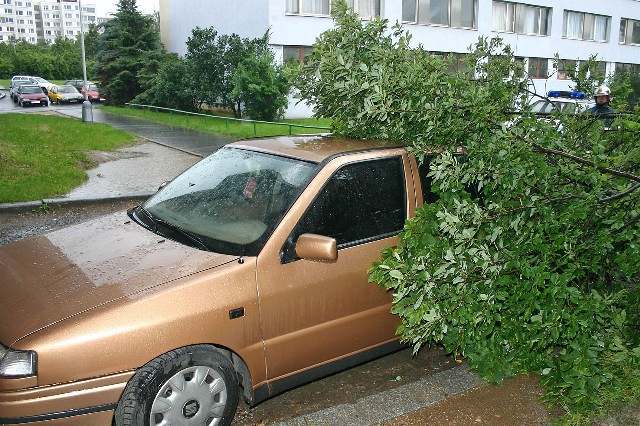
[81,83,105,103]
[15,85,48,107]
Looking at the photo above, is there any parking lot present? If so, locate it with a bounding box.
[0,88,85,118]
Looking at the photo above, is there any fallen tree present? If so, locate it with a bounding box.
[296,2,640,421]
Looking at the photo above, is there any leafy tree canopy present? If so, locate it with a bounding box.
[231,51,290,121]
[297,1,640,419]
[185,27,270,117]
[95,0,162,105]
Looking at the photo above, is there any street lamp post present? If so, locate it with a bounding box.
[79,0,93,122]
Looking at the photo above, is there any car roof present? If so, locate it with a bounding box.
[230,135,403,163]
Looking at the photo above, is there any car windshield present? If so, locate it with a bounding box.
[59,85,78,93]
[140,148,317,255]
[33,77,47,83]
[21,86,42,94]
[87,84,99,91]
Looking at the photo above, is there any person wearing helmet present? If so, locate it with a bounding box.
[588,85,616,127]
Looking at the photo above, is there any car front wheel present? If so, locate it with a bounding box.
[114,345,239,426]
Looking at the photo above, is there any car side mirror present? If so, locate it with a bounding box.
[295,233,337,263]
[158,181,169,191]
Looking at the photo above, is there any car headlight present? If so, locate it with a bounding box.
[0,344,37,377]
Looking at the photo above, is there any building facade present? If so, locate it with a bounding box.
[0,0,37,43]
[161,0,640,117]
[34,0,96,44]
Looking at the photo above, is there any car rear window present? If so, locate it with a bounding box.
[21,86,42,94]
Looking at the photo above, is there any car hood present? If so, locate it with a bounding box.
[61,92,82,98]
[0,211,238,346]
[21,93,45,100]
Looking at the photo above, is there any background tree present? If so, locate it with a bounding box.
[185,27,269,116]
[298,2,639,421]
[133,53,196,111]
[95,0,162,105]
[231,52,290,120]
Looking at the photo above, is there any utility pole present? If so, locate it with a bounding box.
[79,0,93,122]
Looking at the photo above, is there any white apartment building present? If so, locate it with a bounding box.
[34,0,96,43]
[161,0,640,118]
[0,0,37,43]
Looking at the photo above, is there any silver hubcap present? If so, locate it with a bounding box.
[150,365,227,426]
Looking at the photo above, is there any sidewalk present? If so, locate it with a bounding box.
[387,375,552,426]
[56,107,234,157]
[64,142,199,200]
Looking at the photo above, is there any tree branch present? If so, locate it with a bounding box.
[531,144,640,183]
[599,183,640,203]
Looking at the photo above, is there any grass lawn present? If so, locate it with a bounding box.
[100,106,332,139]
[0,114,135,203]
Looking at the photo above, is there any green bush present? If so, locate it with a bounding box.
[231,52,289,121]
[298,2,640,420]
[0,29,100,81]
[133,54,196,111]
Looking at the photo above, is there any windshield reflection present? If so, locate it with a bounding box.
[142,148,317,255]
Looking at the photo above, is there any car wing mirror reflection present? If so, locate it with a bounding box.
[295,233,338,263]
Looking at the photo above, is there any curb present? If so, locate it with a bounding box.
[136,134,204,158]
[0,193,154,213]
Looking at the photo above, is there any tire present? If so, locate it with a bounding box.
[114,345,239,426]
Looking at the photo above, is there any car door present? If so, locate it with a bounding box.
[255,149,417,380]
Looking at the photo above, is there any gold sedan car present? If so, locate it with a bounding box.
[46,85,84,104]
[0,136,435,426]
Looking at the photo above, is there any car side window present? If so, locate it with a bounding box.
[417,157,439,205]
[285,157,406,259]
[418,156,483,204]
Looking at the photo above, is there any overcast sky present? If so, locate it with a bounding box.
[95,0,159,17]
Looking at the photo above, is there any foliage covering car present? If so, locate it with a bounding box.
[0,136,438,426]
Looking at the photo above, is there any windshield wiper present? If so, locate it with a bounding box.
[136,206,211,251]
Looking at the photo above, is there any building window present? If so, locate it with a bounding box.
[620,18,640,45]
[286,0,380,18]
[528,57,548,79]
[402,0,477,29]
[616,63,640,74]
[492,1,551,36]
[563,11,610,42]
[346,0,380,19]
[557,59,576,80]
[286,0,329,15]
[283,45,313,64]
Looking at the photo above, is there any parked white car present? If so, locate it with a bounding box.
[9,76,37,101]
[530,91,594,115]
